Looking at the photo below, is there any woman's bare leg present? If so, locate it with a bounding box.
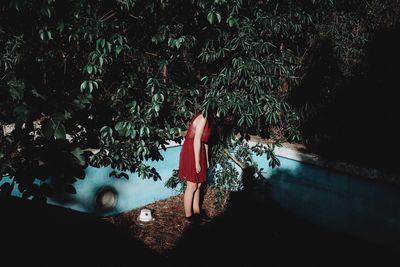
[192,183,202,214]
[184,181,198,217]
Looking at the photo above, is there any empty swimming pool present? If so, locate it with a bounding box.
[1,143,400,252]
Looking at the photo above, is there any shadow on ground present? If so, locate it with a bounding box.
[2,174,398,267]
[167,175,399,266]
[0,197,165,267]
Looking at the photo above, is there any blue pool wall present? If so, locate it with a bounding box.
[252,149,400,251]
[2,142,400,250]
[52,145,184,216]
[2,145,183,217]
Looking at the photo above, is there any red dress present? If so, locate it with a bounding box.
[178,114,211,183]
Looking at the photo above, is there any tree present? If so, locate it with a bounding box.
[1,0,399,200]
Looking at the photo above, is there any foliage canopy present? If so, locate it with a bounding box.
[1,0,399,199]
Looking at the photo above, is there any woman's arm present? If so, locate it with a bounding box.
[193,115,206,174]
[205,144,209,168]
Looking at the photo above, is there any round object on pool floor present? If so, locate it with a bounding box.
[95,187,117,210]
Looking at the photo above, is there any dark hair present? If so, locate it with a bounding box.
[202,108,217,127]
[202,109,225,145]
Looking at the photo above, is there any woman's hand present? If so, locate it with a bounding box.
[196,163,201,174]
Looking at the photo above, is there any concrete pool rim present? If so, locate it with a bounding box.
[246,136,400,186]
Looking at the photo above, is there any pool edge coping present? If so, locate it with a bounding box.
[246,136,400,185]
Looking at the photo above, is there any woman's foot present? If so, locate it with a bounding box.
[184,215,199,225]
[195,211,212,223]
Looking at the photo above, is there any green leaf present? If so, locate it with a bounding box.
[216,12,221,23]
[80,81,88,92]
[39,29,45,40]
[71,147,86,166]
[54,123,66,139]
[207,11,216,24]
[99,56,104,67]
[86,65,93,74]
[56,22,64,32]
[226,16,239,27]
[88,81,93,92]
[115,45,123,56]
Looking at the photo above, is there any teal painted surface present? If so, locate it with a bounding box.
[2,145,400,250]
[3,145,183,216]
[252,155,400,251]
[61,145,183,216]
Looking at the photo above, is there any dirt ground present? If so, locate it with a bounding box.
[105,187,227,255]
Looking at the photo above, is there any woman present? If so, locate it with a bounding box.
[178,112,214,225]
